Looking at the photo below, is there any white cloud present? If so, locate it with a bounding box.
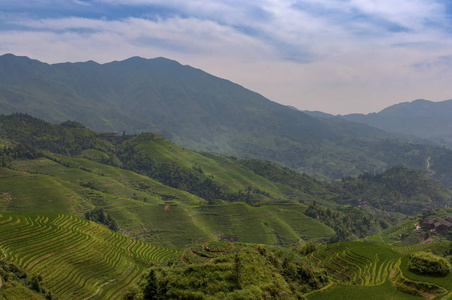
[0,16,274,63]
[1,0,452,114]
[349,0,445,28]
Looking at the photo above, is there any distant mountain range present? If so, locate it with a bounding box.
[1,53,452,182]
[305,99,452,146]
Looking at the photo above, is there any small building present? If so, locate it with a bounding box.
[420,217,436,229]
[435,219,452,234]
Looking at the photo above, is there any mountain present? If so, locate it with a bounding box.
[0,53,409,180]
[338,99,452,145]
[0,53,337,142]
[302,110,335,119]
[3,54,452,183]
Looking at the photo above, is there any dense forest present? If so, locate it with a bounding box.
[304,201,388,242]
[331,167,452,215]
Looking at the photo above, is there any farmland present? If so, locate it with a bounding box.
[1,114,452,298]
[308,241,452,299]
[0,212,178,299]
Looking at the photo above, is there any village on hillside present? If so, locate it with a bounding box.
[419,215,452,234]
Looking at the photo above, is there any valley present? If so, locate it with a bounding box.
[1,55,452,299]
[0,113,452,298]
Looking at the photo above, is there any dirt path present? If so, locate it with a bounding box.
[419,237,434,245]
[180,250,188,266]
[426,156,436,175]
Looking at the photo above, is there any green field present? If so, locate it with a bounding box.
[0,212,178,299]
[136,138,303,198]
[193,203,335,244]
[308,241,452,299]
[2,153,336,248]
[309,280,421,300]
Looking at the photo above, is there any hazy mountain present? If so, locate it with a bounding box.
[302,110,335,119]
[338,99,452,145]
[1,53,451,181]
[0,54,343,141]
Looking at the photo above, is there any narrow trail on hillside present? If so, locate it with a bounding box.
[426,156,436,175]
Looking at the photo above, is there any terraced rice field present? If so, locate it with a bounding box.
[391,242,452,255]
[0,212,179,299]
[308,241,452,299]
[310,242,399,286]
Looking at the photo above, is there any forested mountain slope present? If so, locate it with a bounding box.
[0,114,336,247]
[0,114,451,247]
[3,54,451,181]
[306,99,452,147]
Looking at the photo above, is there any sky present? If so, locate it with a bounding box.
[1,0,452,114]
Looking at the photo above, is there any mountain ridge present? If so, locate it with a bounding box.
[305,98,452,146]
[1,53,451,182]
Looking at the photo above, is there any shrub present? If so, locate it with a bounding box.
[408,251,451,276]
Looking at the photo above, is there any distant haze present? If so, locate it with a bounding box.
[1,0,452,114]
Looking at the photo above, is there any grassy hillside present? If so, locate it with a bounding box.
[0,114,340,247]
[0,211,178,299]
[0,114,451,249]
[133,134,315,201]
[0,260,48,300]
[1,162,335,247]
[2,139,334,247]
[123,239,452,299]
[3,153,336,247]
[308,241,452,299]
[0,165,212,248]
[128,242,330,299]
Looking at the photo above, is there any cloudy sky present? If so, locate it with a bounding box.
[1,0,452,114]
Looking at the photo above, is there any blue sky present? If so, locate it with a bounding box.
[1,0,452,114]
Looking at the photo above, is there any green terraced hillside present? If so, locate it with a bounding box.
[192,203,335,244]
[0,212,178,299]
[1,144,337,247]
[136,137,295,195]
[2,114,450,251]
[308,241,452,299]
[0,166,211,248]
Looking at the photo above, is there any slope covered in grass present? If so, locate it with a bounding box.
[4,156,335,247]
[1,114,451,249]
[128,242,329,299]
[0,212,178,299]
[308,241,452,299]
